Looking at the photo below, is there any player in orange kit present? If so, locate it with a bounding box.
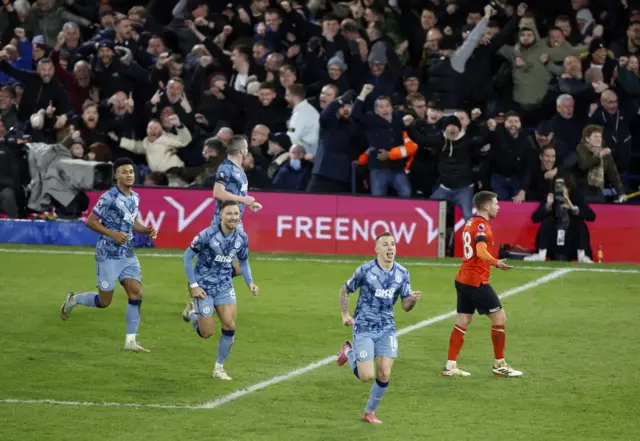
[442,191,523,377]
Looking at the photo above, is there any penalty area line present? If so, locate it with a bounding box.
[0,248,638,274]
[0,268,572,410]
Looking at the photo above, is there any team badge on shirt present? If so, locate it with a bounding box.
[395,273,403,283]
[234,241,241,249]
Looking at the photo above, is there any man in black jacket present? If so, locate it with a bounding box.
[406,115,479,220]
[352,84,410,198]
[308,89,357,194]
[0,56,71,123]
[488,111,536,203]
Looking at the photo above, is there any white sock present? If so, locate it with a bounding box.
[539,249,547,259]
[215,362,224,370]
[495,358,505,365]
[125,334,137,345]
[446,360,457,367]
[577,249,585,258]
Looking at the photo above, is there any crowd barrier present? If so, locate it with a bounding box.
[85,189,446,257]
[1,188,638,263]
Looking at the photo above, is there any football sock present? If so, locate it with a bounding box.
[74,292,100,307]
[447,325,467,362]
[125,299,142,335]
[365,379,389,413]
[216,329,235,364]
[346,348,359,378]
[189,311,200,332]
[491,324,506,360]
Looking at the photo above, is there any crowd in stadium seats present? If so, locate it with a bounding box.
[1,0,639,219]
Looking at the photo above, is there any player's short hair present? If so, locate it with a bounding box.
[375,232,394,243]
[220,200,239,212]
[473,191,497,210]
[113,157,134,172]
[226,135,248,156]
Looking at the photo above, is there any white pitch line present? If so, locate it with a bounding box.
[0,248,638,274]
[0,268,572,410]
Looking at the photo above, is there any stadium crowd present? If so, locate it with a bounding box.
[0,0,639,220]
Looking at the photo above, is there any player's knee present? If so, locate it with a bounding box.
[127,291,142,301]
[456,314,472,327]
[359,371,375,382]
[222,320,236,330]
[98,296,112,308]
[199,328,214,339]
[491,310,507,325]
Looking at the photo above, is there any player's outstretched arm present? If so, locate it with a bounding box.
[476,242,512,270]
[85,212,127,244]
[339,285,354,326]
[401,291,422,312]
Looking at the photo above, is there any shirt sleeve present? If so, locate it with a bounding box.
[399,271,412,299]
[344,265,365,293]
[474,222,489,244]
[237,234,249,261]
[189,229,211,253]
[215,163,231,187]
[91,191,114,219]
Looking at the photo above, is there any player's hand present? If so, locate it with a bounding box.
[110,231,128,244]
[249,284,259,296]
[241,195,256,206]
[410,291,422,301]
[146,226,157,239]
[189,286,206,299]
[249,201,263,212]
[342,314,354,326]
[496,259,513,270]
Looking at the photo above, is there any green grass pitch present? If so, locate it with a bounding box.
[0,245,639,441]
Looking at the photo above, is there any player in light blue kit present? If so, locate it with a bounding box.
[60,158,157,353]
[212,135,262,277]
[336,232,422,424]
[183,200,259,380]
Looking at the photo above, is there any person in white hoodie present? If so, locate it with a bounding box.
[119,114,192,173]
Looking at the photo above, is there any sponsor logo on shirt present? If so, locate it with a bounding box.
[214,255,234,263]
[375,288,396,299]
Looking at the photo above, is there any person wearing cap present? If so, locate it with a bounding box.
[285,83,320,158]
[266,132,292,179]
[581,38,616,84]
[406,115,478,220]
[308,89,358,194]
[92,39,148,99]
[361,40,400,109]
[425,5,493,113]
